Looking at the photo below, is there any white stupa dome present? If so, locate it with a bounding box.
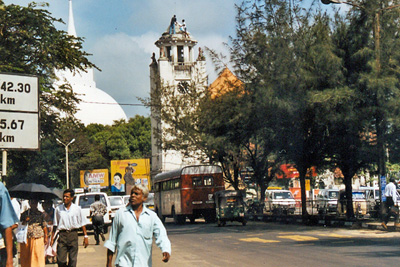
[55,68,128,125]
[53,0,127,126]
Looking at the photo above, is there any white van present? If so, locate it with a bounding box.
[264,189,296,215]
[74,192,112,231]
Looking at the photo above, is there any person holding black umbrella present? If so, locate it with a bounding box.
[20,199,48,267]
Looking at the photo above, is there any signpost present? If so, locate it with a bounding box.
[0,73,39,150]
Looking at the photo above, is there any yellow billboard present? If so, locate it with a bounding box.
[80,169,109,189]
[110,159,151,194]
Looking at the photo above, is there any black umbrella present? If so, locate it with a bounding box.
[9,183,61,200]
[50,188,64,199]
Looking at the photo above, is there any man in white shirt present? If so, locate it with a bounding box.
[382,177,399,229]
[51,189,89,267]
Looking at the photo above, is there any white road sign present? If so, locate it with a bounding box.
[0,73,39,150]
[0,112,39,149]
[0,73,38,112]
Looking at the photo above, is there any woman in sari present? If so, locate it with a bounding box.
[20,199,47,267]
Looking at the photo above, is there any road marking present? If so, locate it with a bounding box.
[239,237,280,243]
[278,235,319,241]
[318,233,351,238]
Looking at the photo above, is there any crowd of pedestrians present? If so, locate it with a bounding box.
[0,182,171,267]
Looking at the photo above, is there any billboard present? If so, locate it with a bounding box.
[80,169,109,190]
[110,159,151,194]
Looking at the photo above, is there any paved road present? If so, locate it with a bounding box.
[44,219,400,267]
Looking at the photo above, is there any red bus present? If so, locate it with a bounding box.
[153,165,224,224]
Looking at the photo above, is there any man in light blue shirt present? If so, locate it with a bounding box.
[105,184,171,267]
[0,182,19,267]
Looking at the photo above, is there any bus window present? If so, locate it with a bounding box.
[192,177,202,186]
[167,180,172,190]
[204,176,214,186]
[173,179,180,189]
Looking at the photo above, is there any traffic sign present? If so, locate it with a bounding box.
[0,73,39,150]
[0,73,38,112]
[0,112,39,149]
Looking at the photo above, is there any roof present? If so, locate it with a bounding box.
[154,165,222,182]
[208,68,243,99]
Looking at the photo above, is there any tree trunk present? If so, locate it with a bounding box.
[343,174,354,219]
[298,167,309,219]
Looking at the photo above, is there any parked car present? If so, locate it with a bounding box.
[264,189,296,215]
[74,192,112,231]
[144,192,155,211]
[360,187,381,218]
[123,194,130,205]
[337,190,367,218]
[108,195,125,220]
[316,189,339,214]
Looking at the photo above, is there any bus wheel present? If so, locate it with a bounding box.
[189,215,196,224]
[204,212,216,224]
[172,208,186,225]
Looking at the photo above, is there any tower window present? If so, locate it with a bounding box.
[166,46,172,61]
[177,46,184,63]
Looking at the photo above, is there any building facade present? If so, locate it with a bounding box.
[150,19,208,175]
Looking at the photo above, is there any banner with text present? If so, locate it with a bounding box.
[110,159,151,194]
[80,169,109,190]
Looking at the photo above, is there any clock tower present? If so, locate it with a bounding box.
[150,18,207,175]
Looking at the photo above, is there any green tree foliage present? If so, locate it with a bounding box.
[226,0,336,215]
[0,2,151,189]
[198,84,249,190]
[0,1,96,187]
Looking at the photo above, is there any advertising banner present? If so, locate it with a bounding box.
[110,159,151,194]
[80,169,109,189]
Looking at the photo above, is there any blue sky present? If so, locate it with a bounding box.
[4,0,340,119]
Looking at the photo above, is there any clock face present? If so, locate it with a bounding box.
[177,81,190,94]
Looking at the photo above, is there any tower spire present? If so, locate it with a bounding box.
[68,0,77,37]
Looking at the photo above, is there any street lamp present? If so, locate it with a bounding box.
[56,138,75,189]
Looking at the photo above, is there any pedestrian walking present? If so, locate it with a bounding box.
[19,199,48,267]
[105,184,171,267]
[43,199,57,264]
[381,177,399,229]
[51,189,89,267]
[89,195,107,245]
[0,182,19,267]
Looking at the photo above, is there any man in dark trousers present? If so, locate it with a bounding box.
[51,189,89,267]
[169,15,177,34]
[90,194,107,245]
[381,177,399,229]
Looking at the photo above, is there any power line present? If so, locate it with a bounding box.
[81,100,147,107]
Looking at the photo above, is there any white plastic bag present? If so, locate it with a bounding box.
[16,223,28,244]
